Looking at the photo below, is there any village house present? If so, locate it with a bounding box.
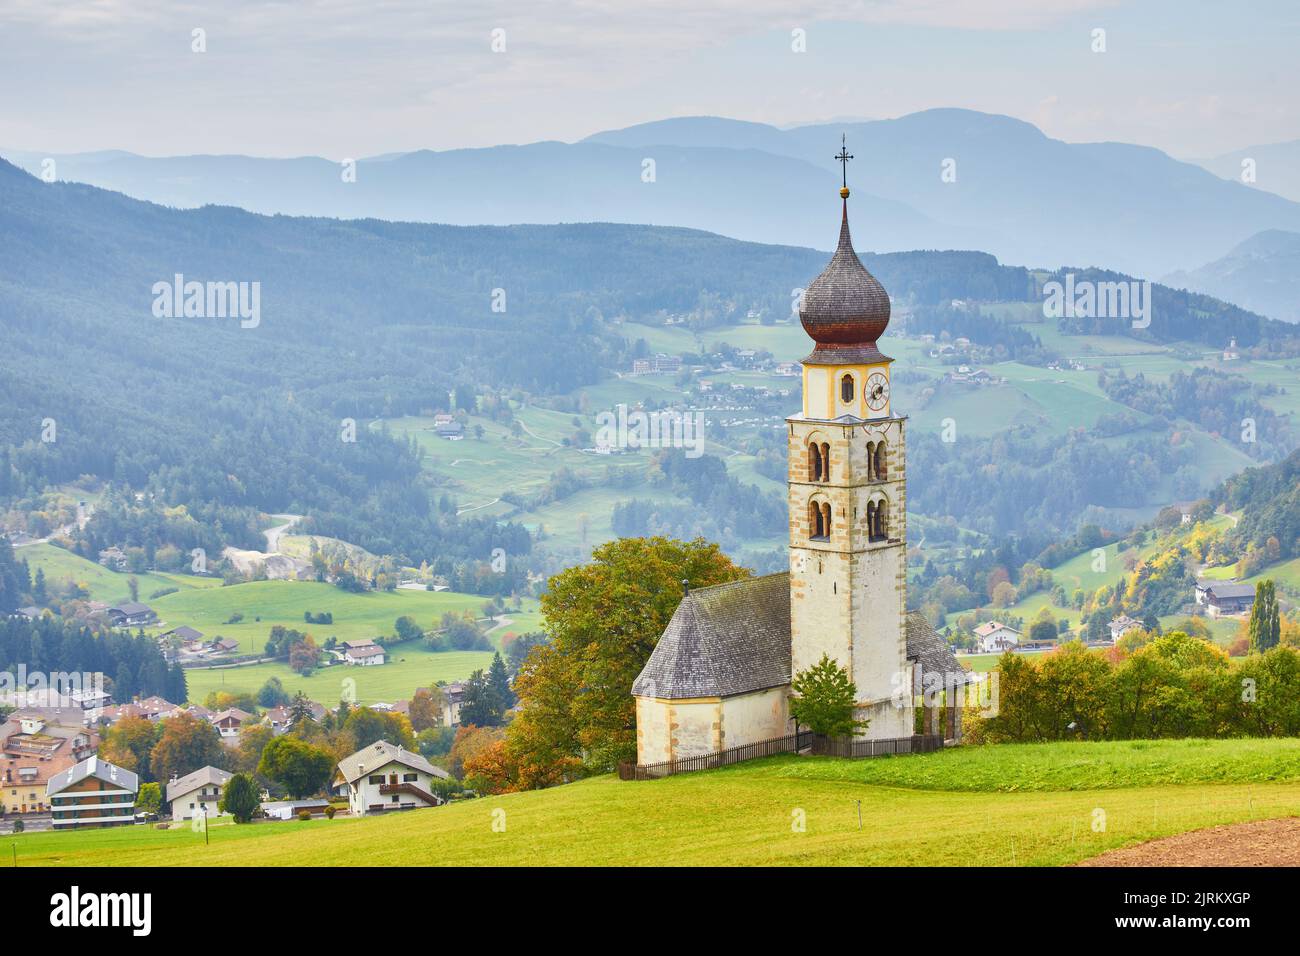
[441,682,466,726]
[342,639,386,666]
[161,625,204,647]
[210,708,254,739]
[95,696,179,726]
[166,766,232,821]
[46,756,138,829]
[333,740,451,816]
[1108,615,1143,641]
[1,709,102,815]
[973,621,1022,654]
[1195,580,1256,617]
[106,602,157,627]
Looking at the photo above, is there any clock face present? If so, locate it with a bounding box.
[866,371,890,411]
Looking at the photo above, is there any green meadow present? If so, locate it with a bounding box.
[19,542,221,606]
[11,738,1300,867]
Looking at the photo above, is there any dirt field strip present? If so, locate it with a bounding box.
[1077,817,1300,866]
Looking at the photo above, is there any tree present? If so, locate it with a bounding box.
[220,772,260,823]
[408,687,444,731]
[507,536,745,777]
[149,712,227,784]
[136,781,162,817]
[257,736,335,798]
[458,669,505,727]
[127,575,139,602]
[393,615,423,643]
[257,676,290,708]
[488,652,515,709]
[789,654,865,737]
[289,634,320,675]
[32,567,47,605]
[99,715,159,780]
[1028,618,1058,643]
[287,690,318,730]
[1248,580,1282,653]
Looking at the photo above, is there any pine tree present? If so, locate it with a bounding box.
[32,568,47,605]
[488,652,515,709]
[789,654,866,738]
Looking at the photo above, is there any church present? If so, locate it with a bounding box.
[632,164,965,765]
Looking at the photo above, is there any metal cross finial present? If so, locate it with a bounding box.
[835,134,853,188]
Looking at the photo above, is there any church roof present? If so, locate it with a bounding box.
[631,574,791,700]
[632,573,970,699]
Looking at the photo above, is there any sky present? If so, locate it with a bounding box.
[1,0,1297,160]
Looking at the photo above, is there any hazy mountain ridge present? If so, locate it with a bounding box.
[1163,230,1300,324]
[9,109,1300,278]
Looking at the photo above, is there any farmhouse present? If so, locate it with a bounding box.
[106,602,157,627]
[633,181,973,765]
[166,766,233,821]
[973,621,1022,654]
[342,639,386,666]
[441,682,466,726]
[162,625,204,646]
[1108,615,1143,641]
[334,740,450,816]
[46,756,138,829]
[95,696,179,726]
[1195,580,1256,617]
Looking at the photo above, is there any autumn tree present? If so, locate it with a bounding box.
[790,654,863,738]
[289,634,320,675]
[99,715,160,781]
[408,687,444,732]
[149,712,227,784]
[507,536,747,778]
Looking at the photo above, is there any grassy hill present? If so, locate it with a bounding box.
[12,739,1300,867]
[19,542,221,606]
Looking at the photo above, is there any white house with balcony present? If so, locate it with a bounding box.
[334,740,450,816]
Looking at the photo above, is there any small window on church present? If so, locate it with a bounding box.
[821,442,830,481]
[874,439,888,480]
[841,374,855,403]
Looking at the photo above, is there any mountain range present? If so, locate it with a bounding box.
[7,109,1300,280]
[1163,229,1300,324]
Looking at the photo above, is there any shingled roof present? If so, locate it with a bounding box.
[632,573,791,699]
[632,572,970,699]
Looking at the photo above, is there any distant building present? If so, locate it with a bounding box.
[441,682,466,726]
[433,420,464,440]
[106,602,157,627]
[1195,580,1256,617]
[97,546,128,571]
[210,708,254,739]
[166,766,233,821]
[630,359,652,376]
[1108,615,1143,641]
[261,798,330,820]
[334,740,451,816]
[47,756,138,829]
[973,621,1022,654]
[1223,337,1240,361]
[342,639,386,666]
[653,354,681,373]
[162,625,204,646]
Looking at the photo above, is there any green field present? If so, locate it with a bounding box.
[11,739,1300,867]
[184,648,494,706]
[19,542,222,605]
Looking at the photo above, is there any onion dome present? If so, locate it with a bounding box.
[799,191,892,365]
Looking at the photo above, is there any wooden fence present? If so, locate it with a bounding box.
[808,733,945,758]
[620,731,944,781]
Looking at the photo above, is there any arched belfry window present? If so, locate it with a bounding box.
[874,439,888,480]
[840,374,855,403]
[808,439,831,481]
[809,499,831,540]
[868,496,889,542]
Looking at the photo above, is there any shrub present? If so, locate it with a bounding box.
[325,805,337,819]
[297,809,312,821]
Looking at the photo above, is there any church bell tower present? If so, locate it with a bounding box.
[788,143,912,738]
